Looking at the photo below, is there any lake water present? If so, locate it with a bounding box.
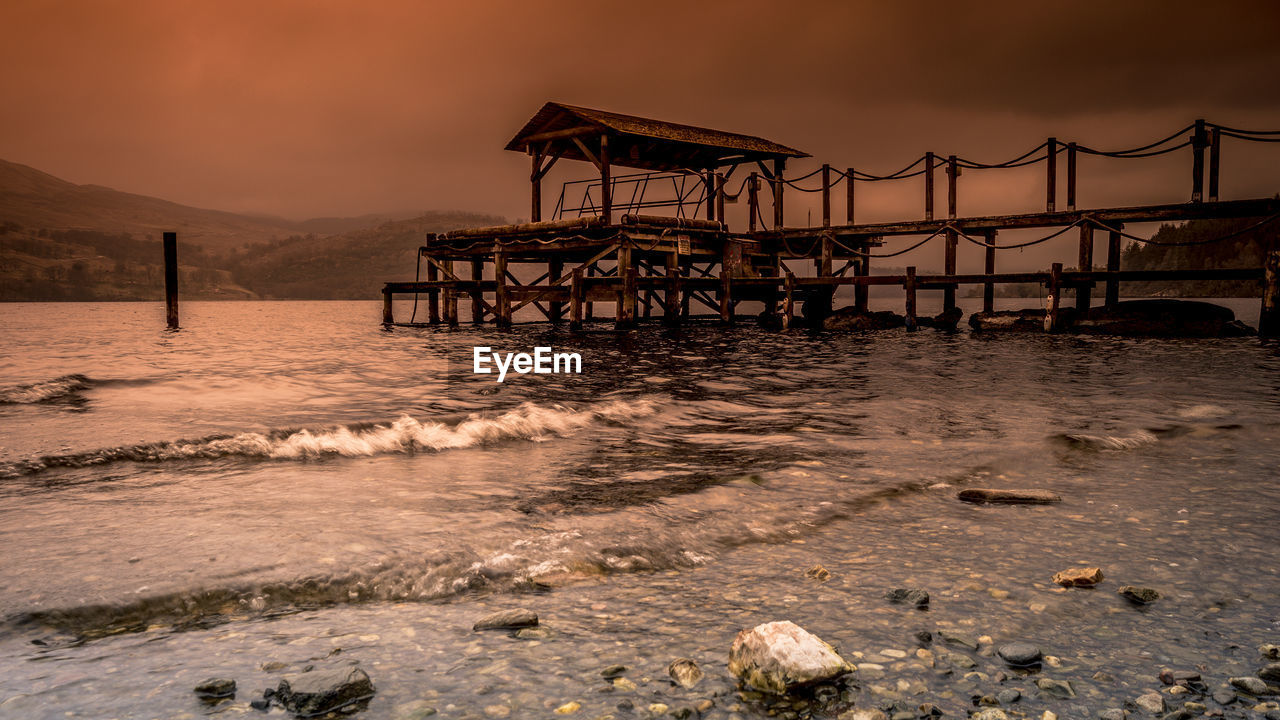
[1,299,1278,720]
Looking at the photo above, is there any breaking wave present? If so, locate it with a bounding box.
[1056,429,1159,451]
[0,398,658,478]
[0,374,92,404]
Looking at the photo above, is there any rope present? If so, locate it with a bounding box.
[1076,139,1192,158]
[956,141,1049,169]
[948,221,1085,250]
[1208,123,1280,136]
[851,155,928,182]
[830,226,949,258]
[1220,131,1280,144]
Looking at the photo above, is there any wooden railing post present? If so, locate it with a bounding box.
[600,134,612,224]
[1192,118,1207,203]
[1046,137,1058,212]
[845,167,855,225]
[821,164,831,227]
[772,158,785,230]
[748,173,759,232]
[1076,224,1094,311]
[1066,142,1077,211]
[946,155,958,219]
[924,152,935,221]
[1209,126,1221,203]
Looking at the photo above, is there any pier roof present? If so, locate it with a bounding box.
[505,102,808,171]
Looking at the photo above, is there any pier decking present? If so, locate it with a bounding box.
[382,106,1280,334]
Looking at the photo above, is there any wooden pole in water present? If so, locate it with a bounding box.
[570,267,584,331]
[1262,250,1280,338]
[427,260,440,324]
[443,259,457,325]
[615,244,633,328]
[719,247,733,324]
[1076,224,1094,312]
[1105,225,1123,308]
[382,287,394,324]
[163,231,179,329]
[664,252,680,326]
[1047,262,1063,332]
[1046,137,1057,212]
[983,229,997,314]
[904,266,917,330]
[548,257,564,323]
[585,264,594,320]
[782,272,794,329]
[924,152,934,221]
[470,259,485,323]
[494,252,510,326]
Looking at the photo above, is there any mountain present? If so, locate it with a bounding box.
[0,158,505,301]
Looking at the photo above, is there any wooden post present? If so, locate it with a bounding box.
[821,164,831,227]
[585,265,594,320]
[983,229,997,314]
[845,167,855,225]
[715,172,725,226]
[719,252,733,324]
[163,231,178,329]
[664,252,680,326]
[426,260,440,324]
[615,244,633,328]
[1046,137,1057,212]
[946,155,958,219]
[904,266,917,330]
[382,288,394,324]
[600,135,612,224]
[531,149,542,222]
[1209,126,1221,203]
[1106,225,1122,308]
[548,258,564,323]
[494,252,510,326]
[1076,224,1094,312]
[705,170,716,221]
[470,258,485,323]
[924,152,934,221]
[772,159,785,230]
[442,259,458,325]
[1262,250,1280,338]
[570,268,584,331]
[748,173,759,232]
[943,228,957,312]
[1066,142,1077,211]
[782,272,794,329]
[818,234,832,276]
[854,251,869,312]
[1046,262,1063,331]
[1192,118,1206,203]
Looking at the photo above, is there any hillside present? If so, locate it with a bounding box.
[1121,216,1278,297]
[0,159,505,301]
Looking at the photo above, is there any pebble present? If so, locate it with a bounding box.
[970,709,1008,720]
[1260,663,1280,682]
[1261,645,1280,660]
[805,565,831,581]
[1053,567,1104,587]
[668,658,703,689]
[1118,586,1161,604]
[647,702,669,715]
[997,642,1043,667]
[1098,710,1126,720]
[472,609,538,631]
[391,700,438,720]
[554,700,581,714]
[193,677,236,699]
[886,588,930,609]
[612,678,636,692]
[1230,676,1268,695]
[483,705,510,718]
[939,630,979,650]
[996,688,1021,704]
[1212,689,1237,705]
[1036,678,1076,699]
[600,665,628,679]
[1135,692,1165,714]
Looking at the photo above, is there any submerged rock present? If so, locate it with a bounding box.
[275,667,375,717]
[885,588,930,609]
[1259,663,1280,682]
[1230,676,1269,695]
[958,488,1062,505]
[969,309,1051,332]
[997,642,1042,667]
[1135,692,1166,714]
[1053,567,1104,587]
[472,609,538,631]
[193,677,236,700]
[823,307,907,332]
[805,565,831,581]
[600,664,628,679]
[1073,299,1255,337]
[915,306,963,330]
[728,620,854,693]
[1118,586,1161,604]
[668,658,703,688]
[1036,677,1076,699]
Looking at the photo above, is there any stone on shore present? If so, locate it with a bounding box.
[885,588,930,609]
[823,308,907,332]
[472,609,538,631]
[916,306,963,331]
[668,658,703,688]
[1259,663,1280,682]
[970,709,1008,720]
[1036,678,1076,699]
[275,667,375,717]
[1053,567,1104,587]
[193,677,236,700]
[969,309,1049,333]
[997,642,1042,667]
[958,488,1062,505]
[1262,644,1280,660]
[1135,692,1166,714]
[1230,676,1269,695]
[728,620,855,694]
[1118,586,1161,604]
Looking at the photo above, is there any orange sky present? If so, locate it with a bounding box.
[3,0,1279,236]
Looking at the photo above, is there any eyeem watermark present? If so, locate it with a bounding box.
[473,346,582,382]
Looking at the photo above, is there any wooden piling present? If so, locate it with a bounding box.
[924,152,935,221]
[494,252,511,326]
[943,228,957,312]
[1066,142,1077,211]
[854,253,869,312]
[821,164,831,227]
[470,259,485,322]
[748,173,759,232]
[1105,225,1123,308]
[382,288,394,324]
[585,265,594,320]
[615,244,634,328]
[846,167,855,225]
[664,253,680,326]
[1262,250,1280,338]
[1076,224,1094,311]
[904,266,917,330]
[443,259,458,325]
[715,172,726,224]
[983,229,997,314]
[1046,137,1057,212]
[570,267,584,330]
[548,258,564,322]
[427,261,440,324]
[163,231,178,329]
[1047,262,1063,331]
[946,155,958,219]
[783,271,794,329]
[1209,126,1221,203]
[1192,118,1206,203]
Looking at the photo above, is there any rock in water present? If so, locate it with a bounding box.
[823,308,907,332]
[1259,663,1280,682]
[1035,678,1076,699]
[472,609,538,631]
[885,588,930,609]
[970,709,1009,720]
[1073,299,1253,338]
[1135,692,1166,714]
[1052,567,1104,587]
[958,488,1062,505]
[1230,676,1268,695]
[193,677,236,699]
[668,658,703,688]
[916,306,963,330]
[1118,586,1161,604]
[728,620,854,693]
[997,642,1042,667]
[969,309,1049,332]
[275,667,375,717]
[805,565,831,581]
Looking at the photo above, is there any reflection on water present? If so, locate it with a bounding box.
[1,300,1279,719]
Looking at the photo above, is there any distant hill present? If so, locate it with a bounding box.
[0,158,505,300]
[1121,216,1278,297]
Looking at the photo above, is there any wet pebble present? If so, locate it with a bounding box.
[1229,676,1268,695]
[997,642,1042,667]
[1135,692,1165,714]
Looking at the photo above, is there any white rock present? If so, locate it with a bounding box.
[1135,692,1165,714]
[728,620,854,693]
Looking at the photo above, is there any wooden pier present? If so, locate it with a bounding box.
[382,105,1280,335]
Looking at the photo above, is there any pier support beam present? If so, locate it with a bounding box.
[904,266,917,330]
[1105,225,1123,308]
[782,272,794,329]
[1076,224,1094,312]
[427,260,440,324]
[443,259,458,325]
[983,229,997,314]
[570,268,584,331]
[854,254,869,312]
[470,259,485,323]
[1262,250,1280,338]
[1046,262,1064,332]
[163,231,179,329]
[664,253,681,327]
[615,244,634,329]
[494,252,511,326]
[943,228,958,312]
[548,258,564,323]
[382,288,394,324]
